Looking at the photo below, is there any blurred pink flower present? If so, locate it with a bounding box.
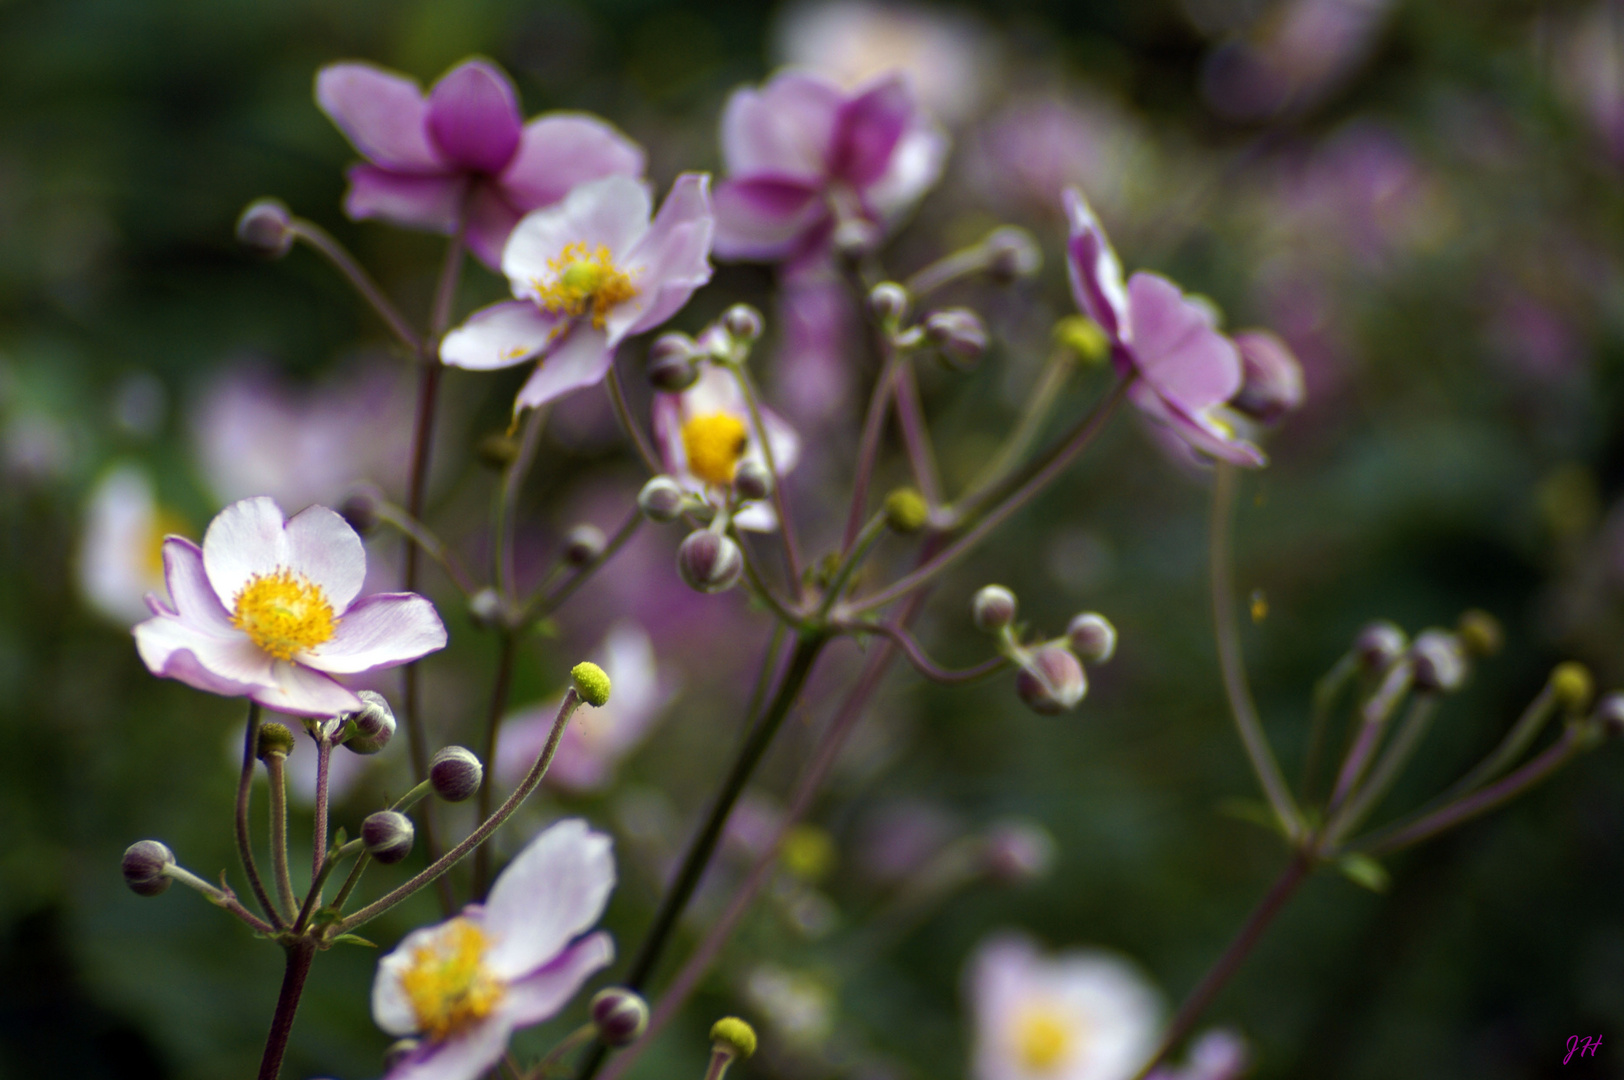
[316,59,645,268]
[134,497,446,717]
[1201,0,1395,122]
[968,96,1139,218]
[712,70,946,263]
[440,175,714,413]
[77,464,182,625]
[372,819,615,1080]
[1145,1029,1249,1080]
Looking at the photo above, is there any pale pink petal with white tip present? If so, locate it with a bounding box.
[384,1013,515,1080]
[613,173,715,338]
[200,496,288,610]
[512,325,615,412]
[482,819,615,979]
[504,931,615,1026]
[439,301,562,372]
[260,660,363,717]
[309,592,447,674]
[283,503,367,611]
[501,176,654,297]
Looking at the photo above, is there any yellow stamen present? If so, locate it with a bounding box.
[398,918,506,1041]
[1014,1006,1076,1072]
[533,242,638,329]
[231,568,337,661]
[681,412,750,487]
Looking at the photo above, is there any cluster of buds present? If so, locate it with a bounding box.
[869,280,991,370]
[973,585,1117,715]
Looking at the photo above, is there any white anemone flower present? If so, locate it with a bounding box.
[78,464,183,625]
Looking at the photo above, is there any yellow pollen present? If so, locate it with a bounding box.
[533,242,638,329]
[399,918,506,1041]
[1014,1007,1075,1072]
[681,412,750,487]
[230,568,337,661]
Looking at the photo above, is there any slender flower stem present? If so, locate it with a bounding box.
[1127,854,1315,1080]
[265,752,297,920]
[292,844,350,935]
[371,498,477,595]
[1444,683,1559,799]
[1208,462,1303,839]
[904,243,991,298]
[1301,651,1360,802]
[311,732,334,887]
[833,619,1009,684]
[842,348,902,551]
[1325,694,1438,847]
[495,406,549,602]
[162,868,275,934]
[236,703,284,930]
[256,938,317,1080]
[473,630,518,898]
[736,540,806,628]
[607,354,663,476]
[732,364,805,593]
[287,220,421,353]
[1325,662,1413,815]
[892,359,943,509]
[952,347,1073,515]
[818,512,888,618]
[327,850,373,918]
[338,690,585,934]
[524,1023,598,1080]
[531,511,644,620]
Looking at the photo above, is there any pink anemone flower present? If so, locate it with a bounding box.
[439,174,715,413]
[372,819,616,1080]
[316,59,645,269]
[712,69,947,264]
[1063,187,1266,468]
[133,497,446,718]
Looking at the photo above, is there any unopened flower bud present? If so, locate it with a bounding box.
[833,217,878,256]
[122,840,175,897]
[972,585,1017,632]
[884,487,929,533]
[869,281,910,325]
[1016,644,1087,714]
[591,987,650,1047]
[638,476,687,523]
[468,587,505,629]
[1591,692,1624,738]
[1550,662,1594,713]
[1410,630,1467,692]
[236,198,294,258]
[1456,609,1503,657]
[1229,331,1305,424]
[1054,315,1110,365]
[476,432,520,469]
[1354,620,1407,670]
[733,460,773,502]
[564,524,606,567]
[981,818,1056,883]
[428,746,483,803]
[342,690,396,755]
[1066,612,1117,664]
[710,1017,758,1059]
[924,308,988,368]
[338,489,381,535]
[648,333,700,391]
[678,530,744,594]
[257,722,296,762]
[723,304,764,343]
[572,661,612,708]
[361,810,415,864]
[983,226,1042,282]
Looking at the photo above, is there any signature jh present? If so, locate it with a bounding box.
[1566,1035,1603,1064]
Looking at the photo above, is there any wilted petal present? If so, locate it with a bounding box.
[1064,187,1129,342]
[283,503,366,611]
[440,301,562,371]
[316,63,443,172]
[1125,272,1242,414]
[504,932,614,1026]
[501,176,653,292]
[829,75,913,186]
[500,114,647,210]
[202,497,289,611]
[712,176,825,261]
[426,60,523,174]
[256,660,363,718]
[311,592,447,674]
[343,165,463,234]
[513,325,615,412]
[721,73,844,180]
[483,820,615,980]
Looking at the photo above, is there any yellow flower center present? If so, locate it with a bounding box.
[534,242,639,329]
[1013,1006,1077,1073]
[681,412,750,487]
[399,918,506,1041]
[230,568,337,661]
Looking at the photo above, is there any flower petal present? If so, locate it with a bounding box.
[253,661,363,718]
[162,537,235,633]
[499,114,647,210]
[482,819,615,980]
[1064,187,1129,343]
[383,1013,514,1080]
[202,496,289,611]
[501,175,653,294]
[721,72,844,181]
[134,616,265,691]
[282,503,366,611]
[1125,272,1242,414]
[616,173,715,338]
[512,325,614,412]
[651,391,687,476]
[865,120,949,222]
[829,75,913,186]
[504,931,615,1027]
[426,59,523,174]
[440,301,562,371]
[316,63,443,172]
[309,592,447,674]
[140,641,260,699]
[712,176,826,262]
[463,184,523,271]
[343,164,463,234]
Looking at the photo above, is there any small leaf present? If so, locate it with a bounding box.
[331,934,377,948]
[1217,798,1286,836]
[1338,853,1390,893]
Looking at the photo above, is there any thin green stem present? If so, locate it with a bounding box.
[892,358,943,509]
[495,406,548,602]
[530,511,644,620]
[1443,683,1560,800]
[732,364,805,593]
[607,356,663,476]
[1326,662,1413,815]
[524,1023,598,1080]
[235,702,283,930]
[265,753,297,920]
[904,244,992,298]
[287,220,421,353]
[328,849,373,917]
[842,348,902,551]
[310,732,334,887]
[833,619,1010,685]
[951,347,1074,515]
[473,631,518,898]
[1325,694,1438,847]
[371,498,477,595]
[1302,651,1360,803]
[818,512,888,618]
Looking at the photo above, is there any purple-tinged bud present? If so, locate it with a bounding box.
[1456,608,1503,657]
[983,226,1042,282]
[590,987,650,1047]
[257,722,295,762]
[1354,620,1407,670]
[868,282,911,325]
[468,587,504,629]
[1410,630,1467,693]
[833,218,879,257]
[384,1040,420,1071]
[1066,612,1117,664]
[1229,331,1305,424]
[924,308,988,368]
[733,460,773,502]
[722,304,764,343]
[428,746,483,803]
[236,198,294,258]
[638,476,687,523]
[1016,644,1087,714]
[648,334,700,391]
[1591,692,1624,738]
[476,432,520,469]
[678,530,744,594]
[361,810,415,864]
[122,840,175,897]
[342,690,396,755]
[972,585,1017,632]
[564,524,606,567]
[338,488,381,535]
[981,818,1056,883]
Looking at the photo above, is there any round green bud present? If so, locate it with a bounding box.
[1053,315,1109,366]
[1550,661,1594,712]
[710,1017,758,1059]
[572,661,612,708]
[884,487,929,533]
[257,722,296,762]
[723,304,764,343]
[1456,609,1503,657]
[638,476,688,523]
